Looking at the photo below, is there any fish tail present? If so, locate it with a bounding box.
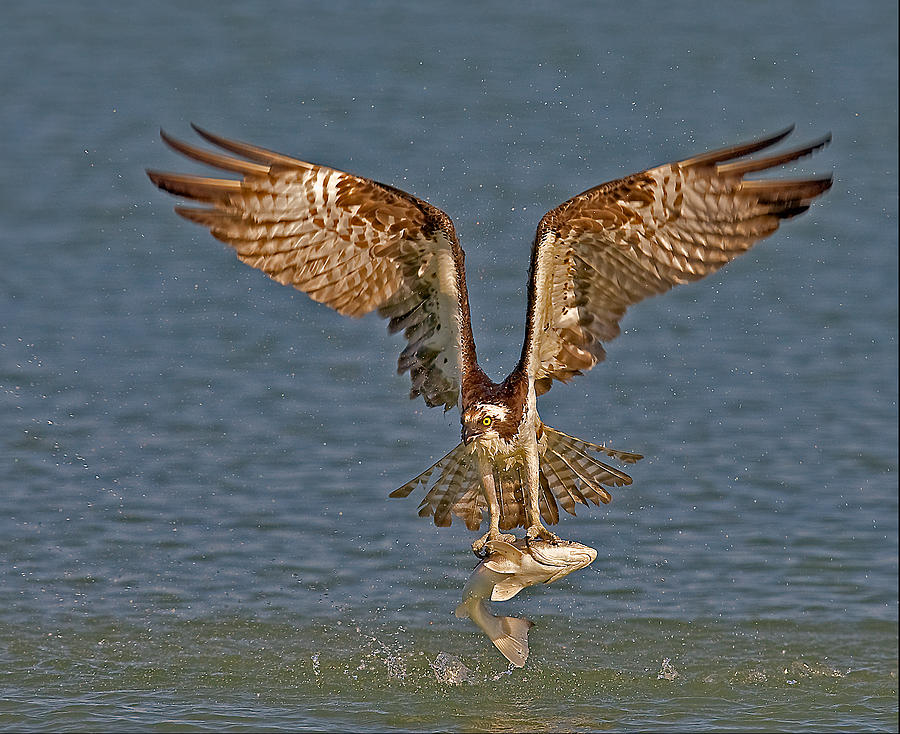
[490,615,534,668]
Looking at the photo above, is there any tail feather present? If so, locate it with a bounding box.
[450,485,486,531]
[431,453,477,525]
[395,442,487,531]
[537,425,642,521]
[388,426,642,532]
[539,471,560,525]
[551,433,635,486]
[497,466,527,531]
[546,425,643,464]
[389,443,461,499]
[549,448,613,505]
[541,449,591,515]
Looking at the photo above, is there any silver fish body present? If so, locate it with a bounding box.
[455,538,597,667]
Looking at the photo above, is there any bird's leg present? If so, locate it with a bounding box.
[472,460,515,556]
[522,440,560,545]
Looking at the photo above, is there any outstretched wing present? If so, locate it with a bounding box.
[147,126,478,410]
[519,127,833,393]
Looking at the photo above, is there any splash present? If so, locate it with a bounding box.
[657,657,678,680]
[356,627,407,681]
[431,652,477,686]
[785,660,846,680]
[490,662,518,681]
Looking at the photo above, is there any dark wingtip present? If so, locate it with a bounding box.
[682,125,798,169]
[771,124,796,143]
[159,128,180,150]
[806,131,833,153]
[190,122,213,141]
[190,122,233,150]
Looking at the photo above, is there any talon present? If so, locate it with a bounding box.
[473,530,517,557]
[525,524,560,545]
[471,530,497,557]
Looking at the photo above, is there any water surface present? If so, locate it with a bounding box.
[1,1,897,731]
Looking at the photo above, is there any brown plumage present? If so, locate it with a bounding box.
[148,126,476,411]
[519,127,833,394]
[147,125,832,548]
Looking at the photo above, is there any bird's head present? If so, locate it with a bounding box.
[461,403,512,444]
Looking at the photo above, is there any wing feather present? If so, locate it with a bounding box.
[148,127,478,409]
[519,128,832,390]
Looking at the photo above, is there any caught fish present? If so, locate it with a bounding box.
[455,538,598,667]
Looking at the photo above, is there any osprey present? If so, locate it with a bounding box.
[147,126,831,553]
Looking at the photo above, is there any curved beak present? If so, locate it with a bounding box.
[462,425,476,445]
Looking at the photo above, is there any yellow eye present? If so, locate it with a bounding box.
[482,416,492,426]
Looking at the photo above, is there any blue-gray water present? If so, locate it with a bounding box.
[1,2,897,731]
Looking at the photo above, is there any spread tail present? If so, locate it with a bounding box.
[494,425,642,530]
[536,425,642,523]
[389,425,642,532]
[490,615,534,668]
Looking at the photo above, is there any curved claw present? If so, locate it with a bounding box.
[525,524,560,545]
[471,533,491,558]
[472,531,517,557]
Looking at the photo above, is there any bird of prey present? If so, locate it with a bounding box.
[147,125,831,553]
